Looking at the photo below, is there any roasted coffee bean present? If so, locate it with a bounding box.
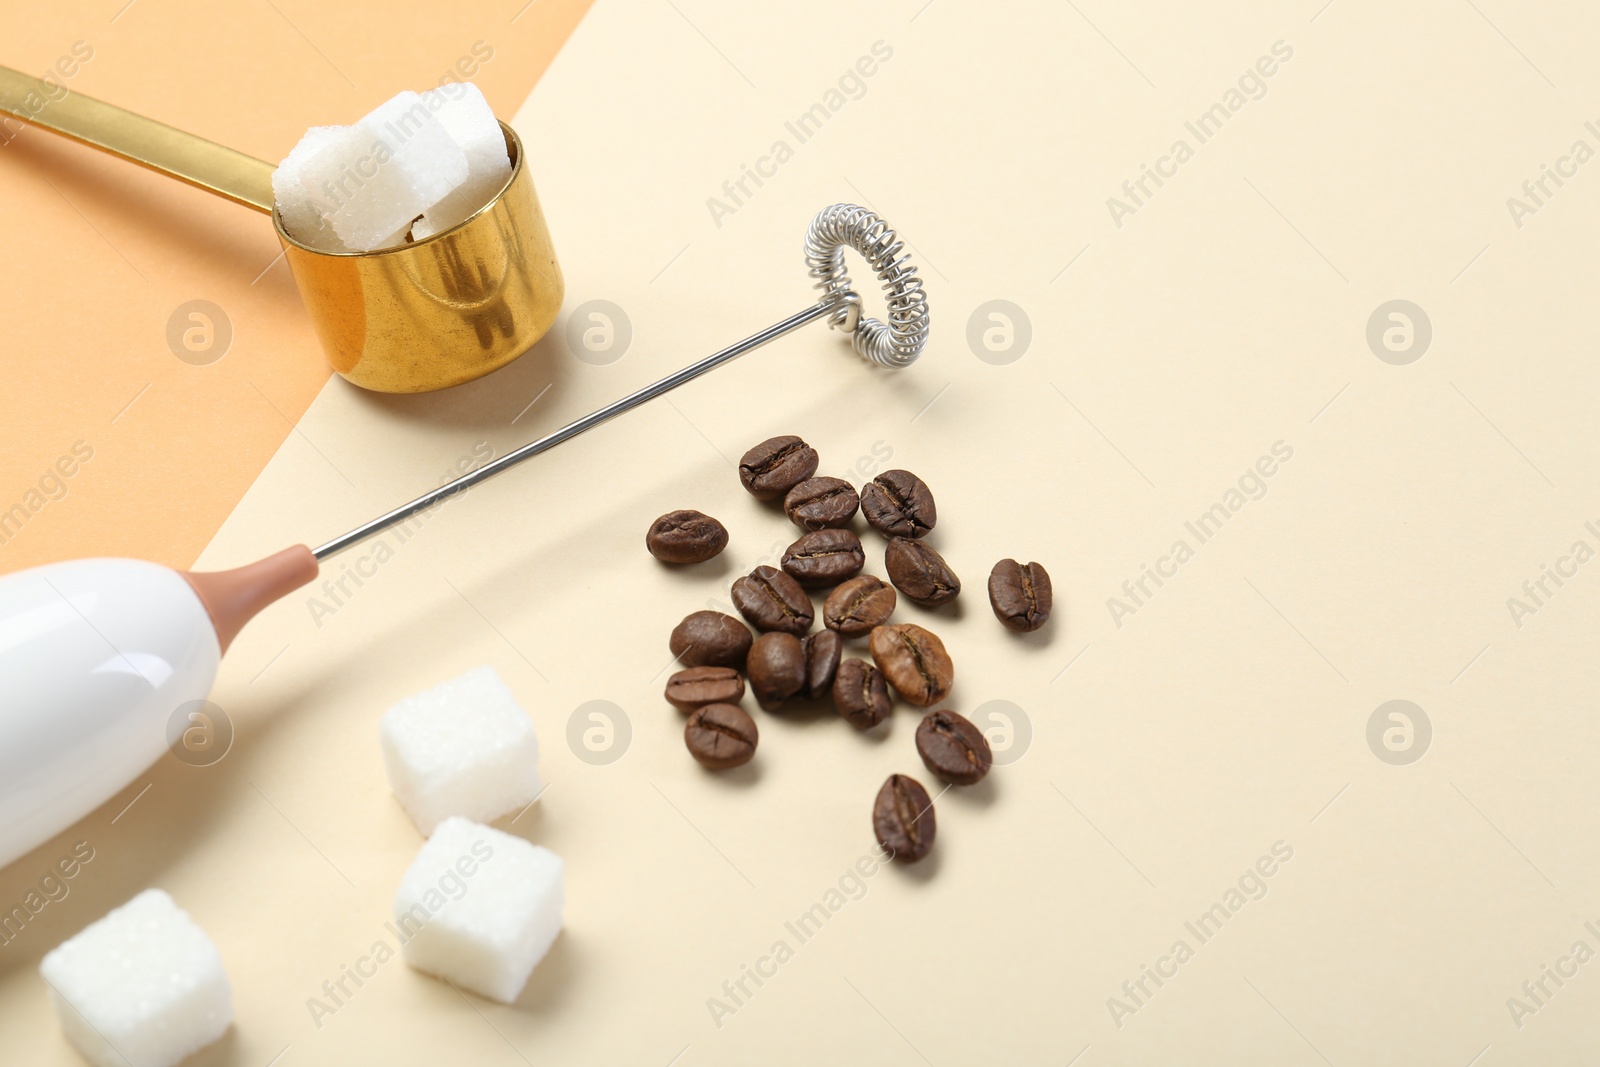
[988,559,1053,632]
[646,509,728,564]
[746,631,807,710]
[873,773,936,863]
[833,659,891,729]
[823,575,897,636]
[669,611,752,669]
[685,703,758,769]
[868,623,954,707]
[915,709,992,785]
[801,630,841,699]
[739,435,819,500]
[783,476,859,530]
[731,565,814,636]
[665,666,745,712]
[860,470,936,539]
[884,537,960,607]
[781,528,865,588]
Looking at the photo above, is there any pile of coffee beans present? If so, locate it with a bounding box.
[649,434,1053,865]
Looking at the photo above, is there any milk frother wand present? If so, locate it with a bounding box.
[0,203,931,870]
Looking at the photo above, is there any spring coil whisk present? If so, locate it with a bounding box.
[804,204,930,368]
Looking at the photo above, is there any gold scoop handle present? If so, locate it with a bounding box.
[0,65,273,214]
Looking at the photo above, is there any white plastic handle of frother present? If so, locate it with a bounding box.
[0,559,220,869]
[0,547,316,871]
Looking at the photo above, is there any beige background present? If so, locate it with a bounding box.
[7,0,1600,1063]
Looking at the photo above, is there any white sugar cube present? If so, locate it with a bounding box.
[273,86,508,251]
[413,83,512,236]
[380,666,542,834]
[409,214,442,242]
[40,889,233,1067]
[271,125,349,252]
[393,817,564,1003]
[297,91,469,251]
[424,83,506,177]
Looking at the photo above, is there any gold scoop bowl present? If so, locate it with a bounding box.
[0,67,563,393]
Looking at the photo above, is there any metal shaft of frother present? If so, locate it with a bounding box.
[312,300,836,561]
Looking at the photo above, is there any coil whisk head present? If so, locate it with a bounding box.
[804,204,930,368]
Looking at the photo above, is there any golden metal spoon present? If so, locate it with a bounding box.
[0,66,562,393]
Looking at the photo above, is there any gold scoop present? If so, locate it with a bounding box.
[0,67,562,393]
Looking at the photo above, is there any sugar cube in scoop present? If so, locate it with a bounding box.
[296,91,469,251]
[274,85,512,250]
[413,83,512,235]
[409,214,443,242]
[393,817,564,1003]
[40,889,233,1067]
[271,125,349,252]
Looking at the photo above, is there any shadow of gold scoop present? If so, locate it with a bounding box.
[0,66,562,392]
